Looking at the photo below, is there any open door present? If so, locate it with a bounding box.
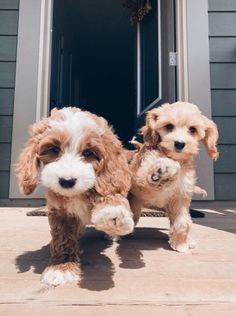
[136,0,176,128]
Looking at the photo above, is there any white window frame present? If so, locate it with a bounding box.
[10,0,214,200]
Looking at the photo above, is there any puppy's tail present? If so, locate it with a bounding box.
[129,136,143,150]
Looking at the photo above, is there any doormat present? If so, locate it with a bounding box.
[26,207,204,218]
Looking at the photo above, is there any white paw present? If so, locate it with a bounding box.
[169,237,196,253]
[147,158,180,184]
[188,236,197,249]
[92,205,134,236]
[41,265,80,286]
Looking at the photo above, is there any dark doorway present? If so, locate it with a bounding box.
[50,0,136,146]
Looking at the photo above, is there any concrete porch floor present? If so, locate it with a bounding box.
[0,204,236,316]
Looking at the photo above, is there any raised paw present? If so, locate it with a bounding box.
[147,158,180,185]
[91,204,134,236]
[41,262,80,286]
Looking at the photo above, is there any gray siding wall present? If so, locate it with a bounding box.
[0,0,19,198]
[209,0,236,200]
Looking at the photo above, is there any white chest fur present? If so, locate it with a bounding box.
[140,169,196,209]
[46,192,92,226]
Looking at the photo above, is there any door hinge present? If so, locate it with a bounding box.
[169,52,177,66]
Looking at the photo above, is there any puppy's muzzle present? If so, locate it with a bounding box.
[59,178,77,189]
[174,141,185,151]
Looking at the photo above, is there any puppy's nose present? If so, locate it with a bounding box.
[174,141,185,151]
[59,178,76,189]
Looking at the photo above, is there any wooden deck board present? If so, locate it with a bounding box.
[0,206,236,315]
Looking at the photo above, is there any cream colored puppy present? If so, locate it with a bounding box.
[129,102,219,252]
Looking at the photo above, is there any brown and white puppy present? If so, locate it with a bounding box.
[129,102,219,252]
[17,107,134,286]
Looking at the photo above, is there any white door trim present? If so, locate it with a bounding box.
[9,0,53,198]
[175,0,189,101]
[36,0,53,121]
[176,0,215,200]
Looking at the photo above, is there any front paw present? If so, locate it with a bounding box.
[147,158,180,185]
[41,262,80,286]
[91,204,134,236]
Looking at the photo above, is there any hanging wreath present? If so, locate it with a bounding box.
[122,0,152,24]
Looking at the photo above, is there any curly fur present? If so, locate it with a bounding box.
[129,102,219,252]
[17,107,134,285]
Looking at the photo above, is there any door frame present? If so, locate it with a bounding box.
[136,0,176,118]
[10,0,214,199]
[9,0,53,198]
[136,1,162,116]
[176,0,215,199]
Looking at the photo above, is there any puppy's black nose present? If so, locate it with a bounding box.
[174,141,185,151]
[59,178,76,189]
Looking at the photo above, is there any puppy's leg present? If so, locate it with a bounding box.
[128,193,142,225]
[91,194,134,237]
[41,210,81,286]
[147,157,180,186]
[167,197,195,252]
[194,185,207,197]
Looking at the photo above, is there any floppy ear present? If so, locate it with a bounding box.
[95,130,131,197]
[17,118,49,195]
[202,116,219,161]
[140,108,161,146]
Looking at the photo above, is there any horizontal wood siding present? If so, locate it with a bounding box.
[215,174,236,200]
[0,1,18,199]
[0,171,10,198]
[0,0,19,10]
[0,62,16,87]
[0,89,14,115]
[209,0,236,11]
[209,1,236,200]
[211,90,236,116]
[0,116,13,143]
[0,36,17,61]
[209,12,236,36]
[214,117,236,144]
[210,38,236,62]
[0,144,11,171]
[215,145,236,173]
[0,11,18,35]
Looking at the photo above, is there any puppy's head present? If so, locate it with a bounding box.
[17,107,131,197]
[141,102,219,161]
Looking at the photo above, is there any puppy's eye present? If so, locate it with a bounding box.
[41,145,60,156]
[189,126,197,134]
[165,123,174,131]
[82,149,94,157]
[50,146,61,154]
[82,149,100,161]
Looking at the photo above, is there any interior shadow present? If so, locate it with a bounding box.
[116,227,170,269]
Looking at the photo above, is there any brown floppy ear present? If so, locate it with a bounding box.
[202,116,219,161]
[140,108,161,146]
[95,129,131,197]
[17,118,49,195]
